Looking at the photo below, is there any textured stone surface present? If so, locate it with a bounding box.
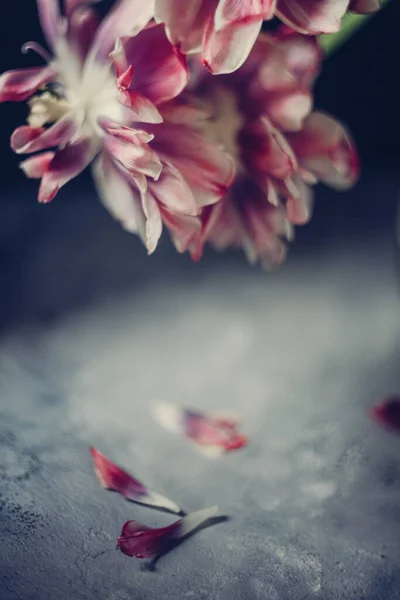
[0,175,400,599]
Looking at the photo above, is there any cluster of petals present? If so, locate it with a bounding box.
[154,0,381,75]
[0,0,233,258]
[0,0,367,265]
[192,27,359,267]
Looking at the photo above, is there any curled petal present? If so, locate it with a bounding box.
[38,137,96,203]
[275,0,349,35]
[203,17,263,75]
[141,190,163,254]
[90,447,183,514]
[118,506,219,558]
[0,67,55,103]
[371,398,400,434]
[119,24,189,106]
[11,115,78,154]
[19,152,55,178]
[152,400,247,456]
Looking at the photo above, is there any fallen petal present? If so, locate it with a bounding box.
[371,397,400,433]
[152,400,247,454]
[118,506,219,558]
[90,447,183,514]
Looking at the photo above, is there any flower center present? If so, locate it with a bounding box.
[28,39,123,140]
[201,85,244,165]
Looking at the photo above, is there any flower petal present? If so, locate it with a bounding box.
[214,0,276,31]
[275,0,349,35]
[288,111,359,190]
[38,137,96,202]
[37,0,62,49]
[89,0,155,61]
[11,115,78,154]
[141,190,163,254]
[148,116,235,208]
[67,5,100,60]
[203,17,262,75]
[266,90,313,132]
[19,152,55,178]
[90,448,183,514]
[0,67,55,103]
[64,0,102,16]
[159,206,203,260]
[119,24,189,106]
[285,175,314,224]
[92,151,148,240]
[154,0,212,54]
[149,161,199,216]
[152,400,248,455]
[349,0,381,14]
[118,506,219,558]
[371,397,400,434]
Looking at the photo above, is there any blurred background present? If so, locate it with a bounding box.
[0,2,400,600]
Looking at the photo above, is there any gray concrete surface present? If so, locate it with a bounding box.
[0,173,400,599]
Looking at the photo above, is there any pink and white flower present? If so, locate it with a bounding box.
[186,28,359,267]
[0,0,233,257]
[118,505,219,558]
[90,447,184,514]
[275,0,381,35]
[154,0,276,75]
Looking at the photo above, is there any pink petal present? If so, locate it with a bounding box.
[214,0,276,31]
[38,137,96,203]
[154,0,212,54]
[0,67,55,103]
[89,0,154,61]
[371,397,400,434]
[349,0,381,14]
[102,129,162,181]
[148,116,235,208]
[11,115,78,154]
[118,506,219,558]
[90,447,183,514]
[275,0,349,35]
[159,206,203,260]
[152,400,248,455]
[285,175,313,224]
[64,0,102,16]
[141,190,164,254]
[288,112,359,190]
[240,118,297,179]
[203,17,263,74]
[37,0,62,49]
[119,24,189,106]
[19,152,55,178]
[266,91,313,132]
[272,26,321,88]
[92,151,148,241]
[149,161,199,216]
[68,6,100,59]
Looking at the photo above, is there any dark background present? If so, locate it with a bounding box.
[1,3,400,600]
